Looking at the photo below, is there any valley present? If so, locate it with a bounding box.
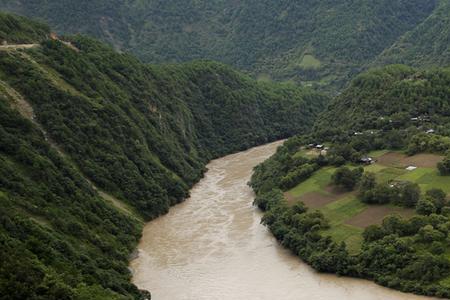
[0,13,326,300]
[250,65,450,297]
[1,2,450,300]
[130,141,434,300]
[0,0,443,93]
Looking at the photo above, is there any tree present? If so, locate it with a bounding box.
[400,254,450,282]
[416,198,436,216]
[363,225,385,242]
[418,225,446,243]
[359,172,376,191]
[280,163,318,190]
[438,156,450,175]
[430,241,445,255]
[360,183,396,204]
[399,182,421,208]
[332,166,364,191]
[328,144,357,162]
[426,188,447,212]
[442,207,450,217]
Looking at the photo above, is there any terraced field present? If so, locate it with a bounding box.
[284,151,447,254]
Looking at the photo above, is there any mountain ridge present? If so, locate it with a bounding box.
[0,13,327,299]
[0,0,440,92]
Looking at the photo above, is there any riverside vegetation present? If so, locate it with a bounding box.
[0,13,328,299]
[3,2,450,299]
[250,65,450,297]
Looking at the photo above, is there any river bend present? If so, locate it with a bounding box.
[130,141,434,300]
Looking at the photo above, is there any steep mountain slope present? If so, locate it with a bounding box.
[0,0,437,91]
[249,65,450,298]
[314,65,450,140]
[0,14,327,299]
[375,0,450,68]
[0,12,49,43]
[0,93,145,300]
[0,34,328,219]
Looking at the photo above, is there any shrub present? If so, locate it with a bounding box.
[332,166,364,191]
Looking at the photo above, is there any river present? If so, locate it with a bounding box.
[130,141,435,300]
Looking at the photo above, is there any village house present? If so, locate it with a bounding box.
[360,157,374,165]
[360,156,375,165]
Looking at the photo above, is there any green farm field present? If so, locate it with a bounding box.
[285,151,447,254]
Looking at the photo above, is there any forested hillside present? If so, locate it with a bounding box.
[0,14,327,299]
[375,1,450,68]
[250,65,450,297]
[0,96,145,299]
[314,65,450,143]
[0,0,438,92]
[0,12,49,43]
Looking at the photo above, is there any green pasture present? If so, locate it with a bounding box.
[320,195,366,254]
[286,150,450,254]
[288,166,337,197]
[368,149,390,158]
[398,168,450,194]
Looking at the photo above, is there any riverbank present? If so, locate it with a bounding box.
[130,141,436,299]
[250,138,450,298]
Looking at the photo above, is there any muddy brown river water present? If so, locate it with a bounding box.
[130,141,435,300]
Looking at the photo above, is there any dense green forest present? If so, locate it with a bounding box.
[0,94,145,299]
[0,0,439,92]
[0,34,327,220]
[2,1,450,297]
[250,65,450,298]
[0,14,327,299]
[375,0,450,68]
[314,65,450,144]
[0,12,49,43]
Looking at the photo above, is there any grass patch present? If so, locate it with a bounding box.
[256,73,272,82]
[293,149,320,159]
[321,224,364,255]
[398,167,433,182]
[286,151,450,254]
[364,163,386,173]
[375,167,407,183]
[397,168,447,192]
[298,54,321,69]
[320,195,366,226]
[319,195,366,254]
[405,169,450,194]
[368,149,390,158]
[288,167,337,197]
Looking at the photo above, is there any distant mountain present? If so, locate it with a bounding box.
[0,0,438,92]
[375,0,450,68]
[0,13,327,299]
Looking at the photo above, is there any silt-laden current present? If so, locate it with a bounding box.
[130,141,434,300]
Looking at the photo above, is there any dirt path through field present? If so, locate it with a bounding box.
[0,43,38,50]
